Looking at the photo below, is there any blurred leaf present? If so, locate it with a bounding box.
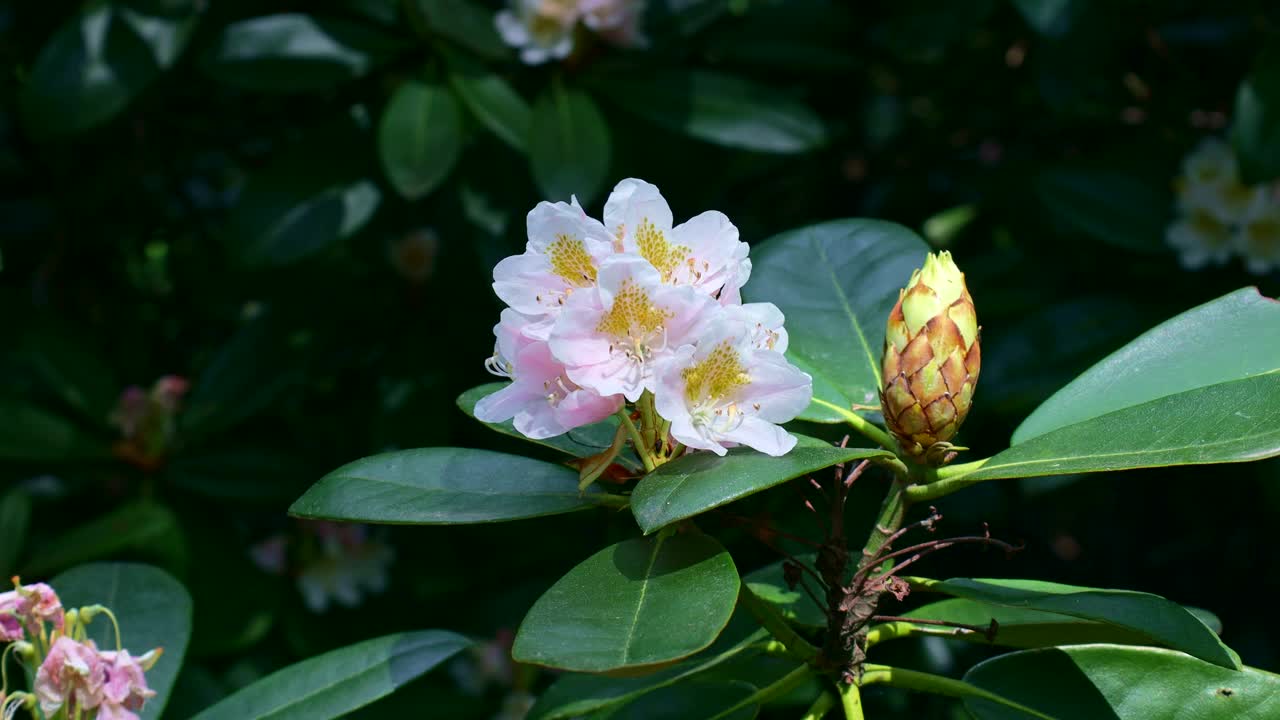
[24,502,187,578]
[964,645,1280,719]
[0,398,111,462]
[701,1,857,75]
[167,445,313,503]
[530,83,611,204]
[1035,165,1167,253]
[20,320,120,426]
[378,80,462,200]
[911,577,1239,669]
[0,488,32,577]
[742,555,823,629]
[226,175,381,268]
[1014,287,1279,441]
[447,60,531,152]
[1233,44,1280,183]
[745,219,930,423]
[594,69,825,154]
[529,629,767,720]
[200,13,406,92]
[630,436,891,534]
[183,315,298,438]
[906,598,1226,652]
[595,679,760,720]
[191,631,471,720]
[291,447,605,524]
[513,533,740,673]
[457,383,640,470]
[415,0,510,60]
[187,524,281,658]
[20,3,198,137]
[1010,0,1081,37]
[54,563,193,720]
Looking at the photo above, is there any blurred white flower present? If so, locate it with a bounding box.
[1234,190,1280,275]
[1166,204,1234,270]
[496,0,645,64]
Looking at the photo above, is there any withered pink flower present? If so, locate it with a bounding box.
[98,649,158,718]
[35,637,105,717]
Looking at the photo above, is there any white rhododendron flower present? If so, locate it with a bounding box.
[1234,192,1280,275]
[477,177,812,458]
[1166,202,1234,270]
[653,309,812,456]
[496,0,645,65]
[604,178,752,304]
[492,199,614,327]
[550,254,717,401]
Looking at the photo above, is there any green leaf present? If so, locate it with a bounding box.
[23,502,187,578]
[744,220,930,423]
[0,487,32,578]
[1232,44,1280,183]
[414,0,510,60]
[910,577,1239,669]
[742,555,824,629]
[20,3,198,137]
[530,84,611,205]
[167,445,313,504]
[631,435,892,534]
[19,320,120,426]
[200,14,406,92]
[190,631,471,720]
[513,533,740,672]
[964,645,1280,720]
[594,69,826,154]
[1015,288,1280,443]
[0,398,111,462]
[1034,165,1168,253]
[290,447,605,524]
[1010,0,1081,37]
[182,315,299,438]
[447,61,531,152]
[456,383,640,470]
[905,598,1223,652]
[590,679,760,720]
[378,80,463,200]
[529,630,767,719]
[53,563,193,720]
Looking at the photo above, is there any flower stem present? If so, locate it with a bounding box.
[638,391,659,458]
[904,458,991,502]
[856,479,908,572]
[801,689,838,720]
[811,398,898,452]
[860,664,1055,719]
[617,409,655,473]
[839,682,865,720]
[738,584,818,662]
[708,664,814,720]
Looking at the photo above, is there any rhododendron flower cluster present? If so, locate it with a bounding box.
[496,0,645,65]
[476,179,812,462]
[1,579,161,720]
[109,375,190,468]
[250,521,395,614]
[1168,137,1280,275]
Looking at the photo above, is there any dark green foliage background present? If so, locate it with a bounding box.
[1,0,1278,716]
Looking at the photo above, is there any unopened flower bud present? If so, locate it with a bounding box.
[880,251,980,464]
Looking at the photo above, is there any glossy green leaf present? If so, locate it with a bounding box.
[513,533,740,672]
[291,447,605,524]
[0,487,31,578]
[911,577,1239,669]
[200,14,405,92]
[53,563,193,720]
[448,63,531,152]
[529,630,767,719]
[20,3,198,137]
[904,598,1224,652]
[1034,165,1167,253]
[530,84,611,205]
[1015,288,1280,443]
[594,70,826,154]
[0,398,111,462]
[23,502,187,578]
[183,315,299,438]
[1232,45,1280,183]
[456,383,640,470]
[378,80,462,200]
[964,645,1280,720]
[745,220,930,423]
[191,631,471,720]
[631,435,892,534]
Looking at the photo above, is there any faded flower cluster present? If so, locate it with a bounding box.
[496,0,645,65]
[1,580,160,720]
[251,521,395,614]
[109,375,189,469]
[1168,137,1280,275]
[476,179,813,457]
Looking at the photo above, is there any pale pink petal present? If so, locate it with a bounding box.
[671,210,750,300]
[554,388,623,430]
[604,178,674,244]
[526,200,614,258]
[492,253,559,315]
[741,352,814,423]
[721,416,797,457]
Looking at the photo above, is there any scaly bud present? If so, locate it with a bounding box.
[880,251,980,464]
